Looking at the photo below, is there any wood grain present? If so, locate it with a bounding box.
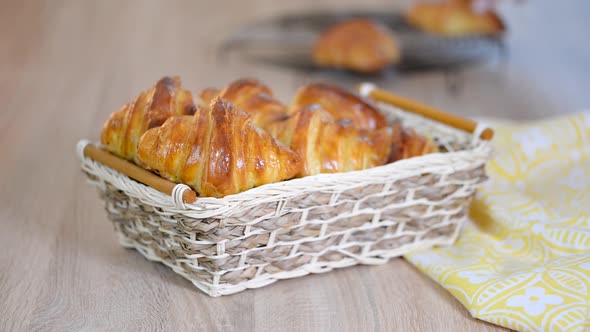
[1,0,588,331]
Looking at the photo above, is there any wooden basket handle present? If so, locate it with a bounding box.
[358,83,494,141]
[81,143,197,204]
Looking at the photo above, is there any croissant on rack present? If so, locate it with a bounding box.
[312,19,401,73]
[267,105,393,177]
[136,98,302,198]
[101,76,196,161]
[198,79,288,130]
[291,83,387,130]
[407,0,504,36]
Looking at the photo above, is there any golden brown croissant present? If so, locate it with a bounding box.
[407,0,504,36]
[101,76,196,161]
[198,88,221,106]
[267,105,393,177]
[290,83,387,130]
[388,121,438,162]
[136,98,302,198]
[198,79,288,130]
[312,19,401,73]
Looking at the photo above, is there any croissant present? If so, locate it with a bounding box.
[388,121,438,162]
[312,19,400,73]
[267,105,393,177]
[407,0,504,36]
[101,76,196,161]
[198,88,220,106]
[290,83,386,130]
[198,79,288,130]
[136,98,302,198]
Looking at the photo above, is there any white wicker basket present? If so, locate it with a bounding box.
[77,86,492,297]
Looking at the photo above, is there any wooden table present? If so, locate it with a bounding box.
[2,1,588,330]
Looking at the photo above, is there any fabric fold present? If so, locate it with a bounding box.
[405,112,590,332]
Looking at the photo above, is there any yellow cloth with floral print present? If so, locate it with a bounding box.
[405,113,590,332]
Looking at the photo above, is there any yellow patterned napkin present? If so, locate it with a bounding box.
[405,112,590,332]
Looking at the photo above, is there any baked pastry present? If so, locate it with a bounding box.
[267,105,393,177]
[407,0,504,36]
[198,79,288,130]
[198,87,220,106]
[136,98,302,198]
[312,19,400,73]
[388,120,438,162]
[291,83,386,130]
[101,76,196,161]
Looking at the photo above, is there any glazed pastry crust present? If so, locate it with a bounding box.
[136,98,302,198]
[101,77,439,197]
[388,120,439,162]
[198,79,288,130]
[101,76,196,161]
[407,0,504,36]
[312,19,400,73]
[291,83,387,130]
[267,105,393,177]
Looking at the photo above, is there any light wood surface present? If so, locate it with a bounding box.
[1,0,588,331]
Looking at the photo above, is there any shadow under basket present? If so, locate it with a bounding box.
[78,98,491,297]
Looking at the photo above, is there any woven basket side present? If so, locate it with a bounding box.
[94,162,483,275]
[111,217,465,297]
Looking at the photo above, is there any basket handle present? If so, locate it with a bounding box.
[81,143,197,204]
[358,83,494,141]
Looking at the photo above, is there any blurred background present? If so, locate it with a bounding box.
[3,0,589,136]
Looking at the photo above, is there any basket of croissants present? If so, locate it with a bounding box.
[77,76,492,296]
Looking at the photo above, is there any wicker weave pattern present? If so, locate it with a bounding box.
[79,103,491,297]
